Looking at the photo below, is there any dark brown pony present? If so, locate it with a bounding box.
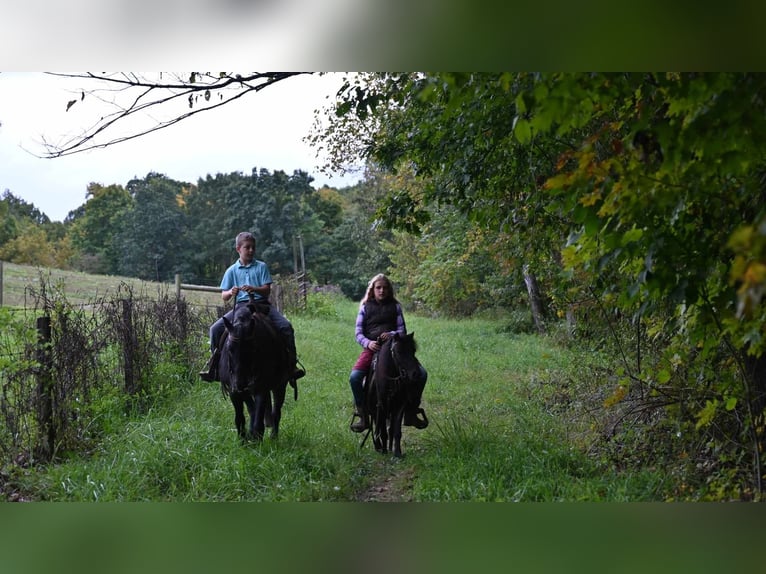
[365,332,422,457]
[219,299,291,441]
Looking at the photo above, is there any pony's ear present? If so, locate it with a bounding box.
[223,316,233,331]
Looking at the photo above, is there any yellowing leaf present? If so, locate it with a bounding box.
[728,225,754,250]
[744,261,766,285]
[580,190,602,207]
[695,399,718,430]
[544,173,572,190]
[604,384,628,408]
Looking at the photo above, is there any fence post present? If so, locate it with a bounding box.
[35,316,54,462]
[122,299,137,396]
[0,260,4,307]
[175,273,181,299]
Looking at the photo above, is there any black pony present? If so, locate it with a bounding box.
[219,299,292,441]
[365,332,423,457]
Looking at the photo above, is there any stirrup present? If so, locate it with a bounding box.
[291,359,306,381]
[350,412,367,433]
[199,348,220,382]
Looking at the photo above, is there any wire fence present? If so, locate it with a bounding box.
[0,279,215,470]
[0,267,306,474]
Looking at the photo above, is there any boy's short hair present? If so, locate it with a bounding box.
[235,232,256,248]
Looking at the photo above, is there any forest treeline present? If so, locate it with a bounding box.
[0,170,385,301]
[0,166,526,312]
[3,72,766,499]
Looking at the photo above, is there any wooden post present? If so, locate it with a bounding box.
[0,260,4,307]
[298,235,307,309]
[175,273,181,299]
[122,299,137,396]
[35,316,54,461]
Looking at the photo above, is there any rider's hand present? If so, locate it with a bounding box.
[368,340,381,352]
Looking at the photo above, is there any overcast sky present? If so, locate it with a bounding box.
[0,72,361,222]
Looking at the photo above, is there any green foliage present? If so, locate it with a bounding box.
[321,72,766,496]
[116,173,189,281]
[295,290,342,319]
[0,306,38,373]
[67,183,133,274]
[385,205,518,316]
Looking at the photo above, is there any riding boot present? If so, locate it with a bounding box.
[286,344,306,381]
[350,404,368,432]
[198,347,220,382]
[293,359,306,380]
[403,406,428,429]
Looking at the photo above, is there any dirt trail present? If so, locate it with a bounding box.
[356,464,416,502]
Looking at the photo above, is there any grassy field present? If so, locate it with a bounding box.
[0,261,219,309]
[5,279,667,501]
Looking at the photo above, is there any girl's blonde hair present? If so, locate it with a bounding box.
[361,273,395,304]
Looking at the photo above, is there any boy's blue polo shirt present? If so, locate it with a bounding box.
[220,259,272,303]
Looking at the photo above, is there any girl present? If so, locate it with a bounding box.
[348,273,428,432]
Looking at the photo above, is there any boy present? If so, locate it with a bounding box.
[199,231,305,382]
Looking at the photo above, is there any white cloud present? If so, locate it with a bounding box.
[0,72,360,222]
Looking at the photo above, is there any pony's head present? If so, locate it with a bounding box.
[390,332,421,382]
[222,305,258,392]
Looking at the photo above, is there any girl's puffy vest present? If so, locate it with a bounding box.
[363,300,398,341]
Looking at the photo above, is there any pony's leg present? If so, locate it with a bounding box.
[242,393,258,441]
[231,394,247,441]
[376,404,388,454]
[270,384,287,439]
[391,406,405,457]
[264,392,274,428]
[251,393,267,441]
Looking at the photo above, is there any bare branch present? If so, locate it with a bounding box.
[39,72,312,158]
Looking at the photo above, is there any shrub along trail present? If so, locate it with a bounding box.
[12,297,666,501]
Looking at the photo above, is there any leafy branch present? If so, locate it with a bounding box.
[39,72,311,158]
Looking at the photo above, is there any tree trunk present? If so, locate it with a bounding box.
[523,265,546,334]
[744,353,766,494]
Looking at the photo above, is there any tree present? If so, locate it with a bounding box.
[115,173,188,281]
[2,190,50,225]
[0,222,70,267]
[67,183,133,274]
[0,199,19,248]
[316,73,566,324]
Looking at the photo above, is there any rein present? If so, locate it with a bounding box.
[390,339,413,383]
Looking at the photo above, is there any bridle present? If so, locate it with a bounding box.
[389,339,408,383]
[391,337,419,382]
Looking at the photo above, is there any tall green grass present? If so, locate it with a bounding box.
[13,293,667,501]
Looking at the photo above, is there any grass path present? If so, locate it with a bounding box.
[10,296,667,501]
